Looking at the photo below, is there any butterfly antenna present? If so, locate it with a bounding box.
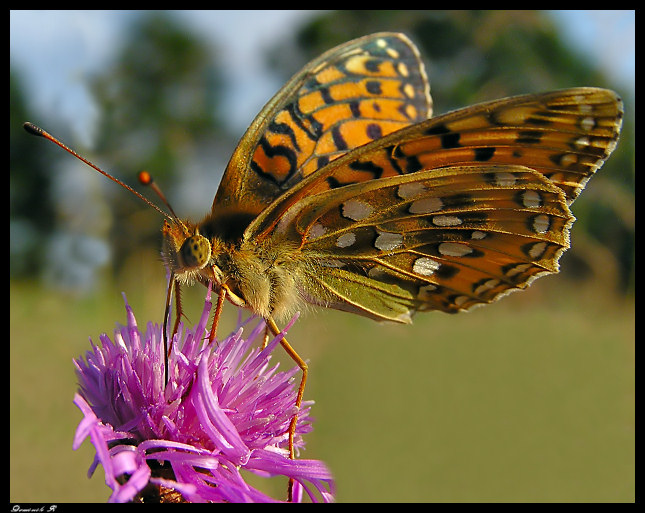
[137,171,183,224]
[23,122,173,222]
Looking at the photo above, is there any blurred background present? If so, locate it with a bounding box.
[10,10,634,502]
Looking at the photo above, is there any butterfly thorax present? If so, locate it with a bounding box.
[161,215,306,321]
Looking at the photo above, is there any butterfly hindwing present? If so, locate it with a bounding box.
[267,165,574,321]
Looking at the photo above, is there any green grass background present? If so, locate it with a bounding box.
[10,260,634,502]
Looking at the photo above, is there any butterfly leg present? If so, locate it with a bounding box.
[266,317,307,501]
[262,326,270,349]
[208,286,227,343]
[266,318,308,457]
[162,277,174,358]
[172,281,183,341]
[162,277,186,382]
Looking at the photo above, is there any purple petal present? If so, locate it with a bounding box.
[73,292,334,502]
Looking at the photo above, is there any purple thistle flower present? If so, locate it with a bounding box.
[73,287,335,503]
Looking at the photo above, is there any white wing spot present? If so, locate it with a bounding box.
[532,214,550,234]
[581,116,596,131]
[577,103,593,114]
[397,182,427,199]
[336,232,356,248]
[345,55,370,75]
[397,62,409,77]
[474,279,500,296]
[438,242,473,257]
[560,153,578,167]
[413,257,441,276]
[405,104,418,119]
[495,172,517,187]
[454,295,469,307]
[505,263,532,278]
[386,47,400,59]
[374,231,403,251]
[522,190,542,208]
[403,83,415,99]
[418,283,438,299]
[307,223,327,240]
[471,230,487,240]
[528,241,548,259]
[368,266,388,279]
[432,215,462,227]
[574,136,590,149]
[409,197,443,214]
[342,199,373,221]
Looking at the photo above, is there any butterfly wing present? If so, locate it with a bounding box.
[248,87,622,236]
[211,32,431,221]
[243,88,622,321]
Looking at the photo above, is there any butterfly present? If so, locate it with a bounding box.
[25,32,623,467]
[156,32,622,460]
[162,31,622,328]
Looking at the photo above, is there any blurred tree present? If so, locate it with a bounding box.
[88,10,228,277]
[267,10,634,294]
[10,70,57,280]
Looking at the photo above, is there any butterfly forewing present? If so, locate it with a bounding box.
[212,33,431,218]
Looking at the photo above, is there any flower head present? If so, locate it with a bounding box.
[73,287,334,502]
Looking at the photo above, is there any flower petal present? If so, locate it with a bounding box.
[74,291,334,502]
[190,353,250,464]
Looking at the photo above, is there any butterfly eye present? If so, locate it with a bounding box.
[179,234,211,270]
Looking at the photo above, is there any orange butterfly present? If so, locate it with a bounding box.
[25,32,623,463]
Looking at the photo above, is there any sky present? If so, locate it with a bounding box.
[10,10,319,145]
[10,10,635,148]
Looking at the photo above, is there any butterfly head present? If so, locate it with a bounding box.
[162,219,221,285]
[161,217,254,311]
[178,232,211,270]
